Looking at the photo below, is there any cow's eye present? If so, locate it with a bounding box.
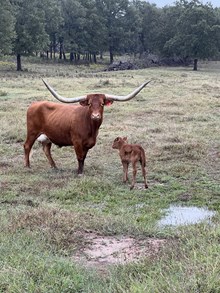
[101,103,104,107]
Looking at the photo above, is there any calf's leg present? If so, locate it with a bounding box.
[130,161,137,190]
[141,162,148,189]
[122,161,129,183]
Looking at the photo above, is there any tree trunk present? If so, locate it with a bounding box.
[59,42,62,59]
[59,39,66,60]
[50,44,53,59]
[17,53,22,71]
[193,58,198,71]
[53,40,56,59]
[109,46,114,64]
[70,52,74,62]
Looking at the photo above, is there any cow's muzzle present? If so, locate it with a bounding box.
[91,113,101,120]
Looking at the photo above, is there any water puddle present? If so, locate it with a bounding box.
[159,205,216,227]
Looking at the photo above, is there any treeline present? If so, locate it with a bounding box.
[0,0,220,70]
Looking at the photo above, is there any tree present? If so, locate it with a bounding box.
[0,0,15,55]
[44,0,63,59]
[61,0,87,61]
[96,0,130,63]
[120,1,143,56]
[164,0,220,70]
[11,0,49,70]
[80,0,107,63]
[137,2,162,55]
[156,5,182,57]
[2,0,218,69]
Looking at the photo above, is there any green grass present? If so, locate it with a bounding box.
[0,58,220,292]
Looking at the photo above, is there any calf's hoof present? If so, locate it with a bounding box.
[49,163,58,169]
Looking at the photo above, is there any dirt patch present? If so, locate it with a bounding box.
[74,234,166,268]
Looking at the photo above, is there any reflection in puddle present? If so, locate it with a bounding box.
[159,205,216,227]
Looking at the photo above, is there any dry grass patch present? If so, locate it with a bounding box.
[0,58,220,292]
[5,207,168,268]
[6,208,88,252]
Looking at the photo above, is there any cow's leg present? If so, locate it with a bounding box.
[42,142,57,168]
[24,134,38,167]
[130,161,137,190]
[122,161,129,183]
[77,152,88,174]
[74,145,89,174]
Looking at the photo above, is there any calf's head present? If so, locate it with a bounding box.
[112,137,128,149]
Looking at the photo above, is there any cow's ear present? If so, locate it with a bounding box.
[123,137,128,142]
[80,100,89,106]
[104,99,113,106]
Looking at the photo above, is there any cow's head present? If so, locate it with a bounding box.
[79,94,113,121]
[42,79,151,121]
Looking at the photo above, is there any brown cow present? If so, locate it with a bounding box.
[112,137,148,190]
[24,80,150,174]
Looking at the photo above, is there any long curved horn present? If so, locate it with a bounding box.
[105,80,151,101]
[42,79,87,103]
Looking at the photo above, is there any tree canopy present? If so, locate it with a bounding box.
[164,0,220,70]
[11,0,49,70]
[1,0,220,70]
[0,0,15,55]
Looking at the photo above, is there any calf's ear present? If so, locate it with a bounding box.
[104,99,114,106]
[123,137,128,142]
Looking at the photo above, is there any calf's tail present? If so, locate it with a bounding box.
[140,149,146,167]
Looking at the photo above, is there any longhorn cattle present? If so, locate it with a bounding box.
[24,80,150,174]
[112,137,148,190]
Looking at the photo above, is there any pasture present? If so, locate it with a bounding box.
[0,58,220,292]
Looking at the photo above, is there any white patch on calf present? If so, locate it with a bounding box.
[37,134,51,143]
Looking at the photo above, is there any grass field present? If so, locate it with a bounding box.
[0,58,220,292]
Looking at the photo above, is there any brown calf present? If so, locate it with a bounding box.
[112,137,148,190]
